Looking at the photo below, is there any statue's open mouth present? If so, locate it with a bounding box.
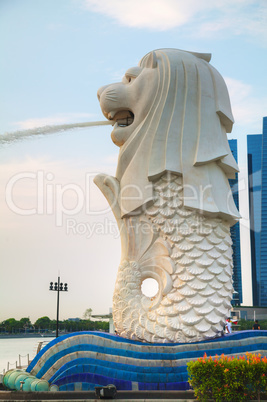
[108,110,134,128]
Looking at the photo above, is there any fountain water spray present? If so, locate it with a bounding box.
[0,120,113,144]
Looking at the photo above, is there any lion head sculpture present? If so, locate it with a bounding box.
[97,48,240,224]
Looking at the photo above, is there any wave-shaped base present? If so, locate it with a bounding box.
[3,330,267,392]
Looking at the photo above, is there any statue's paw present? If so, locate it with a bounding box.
[94,174,121,220]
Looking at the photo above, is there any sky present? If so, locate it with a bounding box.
[0,0,267,323]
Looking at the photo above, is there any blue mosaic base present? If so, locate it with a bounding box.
[25,330,267,391]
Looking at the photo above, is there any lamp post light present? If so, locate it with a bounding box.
[49,277,68,338]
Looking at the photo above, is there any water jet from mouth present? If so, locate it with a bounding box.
[0,120,114,144]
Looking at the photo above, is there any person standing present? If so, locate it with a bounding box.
[226,318,232,334]
[252,320,260,330]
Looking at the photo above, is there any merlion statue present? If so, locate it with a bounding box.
[95,48,240,343]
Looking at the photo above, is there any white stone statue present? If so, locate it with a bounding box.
[95,48,240,343]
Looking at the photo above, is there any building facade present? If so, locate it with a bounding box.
[228,139,242,305]
[247,116,267,306]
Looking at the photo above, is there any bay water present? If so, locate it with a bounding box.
[0,337,54,374]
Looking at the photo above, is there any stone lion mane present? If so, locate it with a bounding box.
[116,48,240,224]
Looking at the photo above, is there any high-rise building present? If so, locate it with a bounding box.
[247,134,262,305]
[247,116,267,306]
[260,117,267,306]
[228,139,242,305]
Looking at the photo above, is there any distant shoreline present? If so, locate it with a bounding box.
[0,333,56,339]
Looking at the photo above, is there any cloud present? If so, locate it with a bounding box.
[225,77,267,128]
[14,113,95,130]
[197,2,267,41]
[82,0,207,30]
[82,0,267,43]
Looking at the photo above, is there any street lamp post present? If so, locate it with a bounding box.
[49,277,68,337]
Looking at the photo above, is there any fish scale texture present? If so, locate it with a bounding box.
[113,173,233,343]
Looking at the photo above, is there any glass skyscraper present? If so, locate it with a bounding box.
[247,116,267,306]
[228,139,242,305]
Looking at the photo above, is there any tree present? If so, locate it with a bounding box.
[34,316,51,329]
[19,317,32,333]
[19,317,31,327]
[1,318,20,332]
[83,308,92,320]
[0,314,110,334]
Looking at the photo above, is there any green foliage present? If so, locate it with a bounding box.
[1,316,109,334]
[19,317,32,327]
[187,352,267,401]
[1,318,20,332]
[238,319,267,330]
[34,316,51,329]
[62,319,109,332]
